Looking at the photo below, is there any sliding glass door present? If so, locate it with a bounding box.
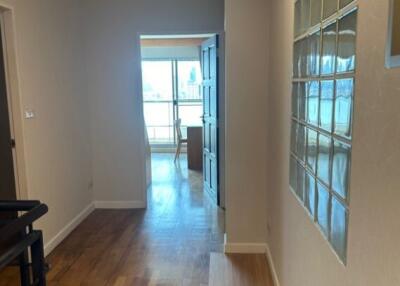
[142,60,203,146]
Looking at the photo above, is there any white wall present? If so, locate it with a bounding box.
[83,0,224,205]
[267,0,400,285]
[224,0,269,246]
[2,0,92,248]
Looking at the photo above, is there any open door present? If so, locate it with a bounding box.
[0,23,16,203]
[201,35,219,205]
[0,22,18,255]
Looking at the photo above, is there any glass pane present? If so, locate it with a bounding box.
[337,11,357,73]
[317,134,331,185]
[334,78,354,138]
[144,102,174,144]
[310,0,322,26]
[321,22,337,75]
[290,156,298,191]
[142,61,174,145]
[177,61,202,100]
[295,0,302,37]
[301,38,309,77]
[331,197,348,261]
[301,0,311,33]
[308,31,321,76]
[178,104,203,133]
[291,121,298,154]
[317,182,330,237]
[307,81,319,126]
[299,82,307,121]
[142,61,173,101]
[297,163,306,201]
[306,128,318,173]
[305,172,316,216]
[292,83,299,118]
[319,80,335,132]
[297,124,306,163]
[332,140,351,199]
[293,41,302,77]
[323,0,337,19]
[339,0,353,9]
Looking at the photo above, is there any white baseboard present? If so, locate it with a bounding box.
[44,203,95,256]
[265,243,281,286]
[224,242,268,253]
[223,234,267,254]
[94,200,146,209]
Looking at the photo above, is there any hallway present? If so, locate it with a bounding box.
[1,154,275,286]
[1,154,225,285]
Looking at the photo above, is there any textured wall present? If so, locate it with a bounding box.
[267,0,400,285]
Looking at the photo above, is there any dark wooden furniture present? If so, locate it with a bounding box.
[187,126,203,171]
[0,200,49,286]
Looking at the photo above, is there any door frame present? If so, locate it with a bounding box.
[0,5,29,200]
[137,30,226,208]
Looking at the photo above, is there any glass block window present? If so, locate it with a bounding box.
[291,0,357,264]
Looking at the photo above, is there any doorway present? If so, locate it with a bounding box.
[140,34,224,207]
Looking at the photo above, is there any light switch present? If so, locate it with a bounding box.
[25,109,35,119]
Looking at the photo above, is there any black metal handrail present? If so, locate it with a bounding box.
[0,203,48,245]
[0,200,41,211]
[0,200,48,286]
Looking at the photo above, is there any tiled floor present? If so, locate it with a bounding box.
[0,153,225,286]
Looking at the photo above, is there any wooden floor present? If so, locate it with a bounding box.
[209,253,273,286]
[1,153,272,286]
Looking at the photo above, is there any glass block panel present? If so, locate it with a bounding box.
[337,11,357,73]
[295,0,302,37]
[297,124,307,163]
[339,0,353,9]
[290,156,298,191]
[317,182,330,237]
[293,40,302,77]
[299,82,307,121]
[301,0,311,33]
[332,140,351,199]
[291,121,298,154]
[307,81,319,126]
[321,22,337,75]
[308,31,321,76]
[323,0,338,19]
[305,172,316,216]
[300,38,309,77]
[317,133,331,185]
[334,78,353,138]
[294,39,308,78]
[310,0,322,26]
[306,128,318,173]
[292,83,299,118]
[319,80,335,132]
[331,197,348,262]
[297,163,306,201]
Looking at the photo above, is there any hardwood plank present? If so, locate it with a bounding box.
[209,253,274,286]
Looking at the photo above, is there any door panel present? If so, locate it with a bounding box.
[0,24,17,254]
[0,24,16,202]
[202,35,219,204]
